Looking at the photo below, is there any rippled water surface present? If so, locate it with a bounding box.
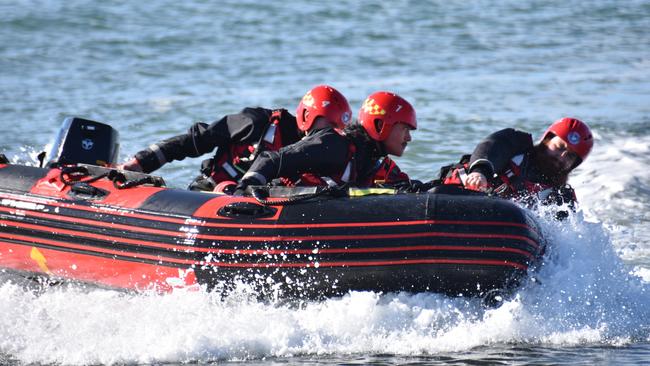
[1,0,649,365]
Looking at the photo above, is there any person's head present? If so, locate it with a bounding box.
[358,91,417,157]
[295,85,352,132]
[535,117,593,177]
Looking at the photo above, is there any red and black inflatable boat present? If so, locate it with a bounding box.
[0,118,546,298]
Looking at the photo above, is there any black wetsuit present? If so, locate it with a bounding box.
[467,128,577,209]
[238,124,406,189]
[132,107,301,190]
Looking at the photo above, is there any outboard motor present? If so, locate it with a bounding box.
[46,117,120,168]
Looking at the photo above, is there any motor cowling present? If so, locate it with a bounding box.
[47,117,120,168]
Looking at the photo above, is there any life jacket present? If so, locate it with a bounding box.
[492,155,578,212]
[365,156,409,187]
[442,154,556,200]
[205,110,287,184]
[491,154,555,200]
[440,154,472,187]
[294,150,408,189]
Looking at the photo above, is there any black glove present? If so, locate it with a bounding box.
[232,183,247,196]
[391,179,437,193]
[188,175,216,192]
[233,178,255,196]
[408,179,439,193]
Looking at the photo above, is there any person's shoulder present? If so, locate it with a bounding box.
[223,107,277,128]
[238,106,273,118]
[237,107,296,125]
[492,127,528,135]
[307,127,346,142]
[290,128,346,153]
[489,127,533,141]
[342,124,371,143]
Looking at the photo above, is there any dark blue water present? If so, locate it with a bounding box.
[1,1,649,364]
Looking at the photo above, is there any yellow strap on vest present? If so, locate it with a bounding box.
[348,187,397,196]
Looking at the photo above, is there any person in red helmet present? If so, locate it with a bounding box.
[441,117,594,208]
[295,85,352,132]
[119,85,351,191]
[235,91,417,192]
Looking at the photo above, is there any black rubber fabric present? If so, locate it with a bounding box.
[0,165,48,193]
[139,188,216,216]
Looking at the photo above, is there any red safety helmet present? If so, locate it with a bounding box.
[542,117,594,162]
[358,91,417,141]
[295,85,352,132]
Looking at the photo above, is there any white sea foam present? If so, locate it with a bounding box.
[570,132,650,263]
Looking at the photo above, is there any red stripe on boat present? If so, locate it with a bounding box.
[0,214,539,251]
[0,232,529,272]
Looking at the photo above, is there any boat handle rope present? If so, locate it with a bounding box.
[60,166,109,186]
[250,184,348,206]
[108,170,164,189]
[59,165,164,189]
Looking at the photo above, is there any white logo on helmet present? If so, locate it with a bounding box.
[322,101,330,107]
[81,138,94,150]
[567,131,581,145]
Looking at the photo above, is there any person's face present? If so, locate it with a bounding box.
[540,135,579,173]
[383,123,412,156]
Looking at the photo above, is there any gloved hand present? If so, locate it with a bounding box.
[117,158,143,172]
[408,179,437,193]
[232,181,248,196]
[233,175,265,196]
[388,179,422,193]
[232,188,246,196]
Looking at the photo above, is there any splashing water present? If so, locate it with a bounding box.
[571,133,650,266]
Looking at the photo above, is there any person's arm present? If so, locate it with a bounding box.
[238,129,350,188]
[464,128,533,190]
[127,108,272,173]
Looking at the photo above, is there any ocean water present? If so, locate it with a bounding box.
[1,0,649,364]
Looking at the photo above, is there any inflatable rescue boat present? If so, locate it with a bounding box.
[0,118,546,298]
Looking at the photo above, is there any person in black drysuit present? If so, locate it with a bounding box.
[441,117,594,215]
[236,91,417,192]
[120,85,352,192]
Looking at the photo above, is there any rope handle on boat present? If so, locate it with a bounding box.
[250,184,349,206]
[108,170,164,189]
[60,166,109,186]
[59,165,164,189]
